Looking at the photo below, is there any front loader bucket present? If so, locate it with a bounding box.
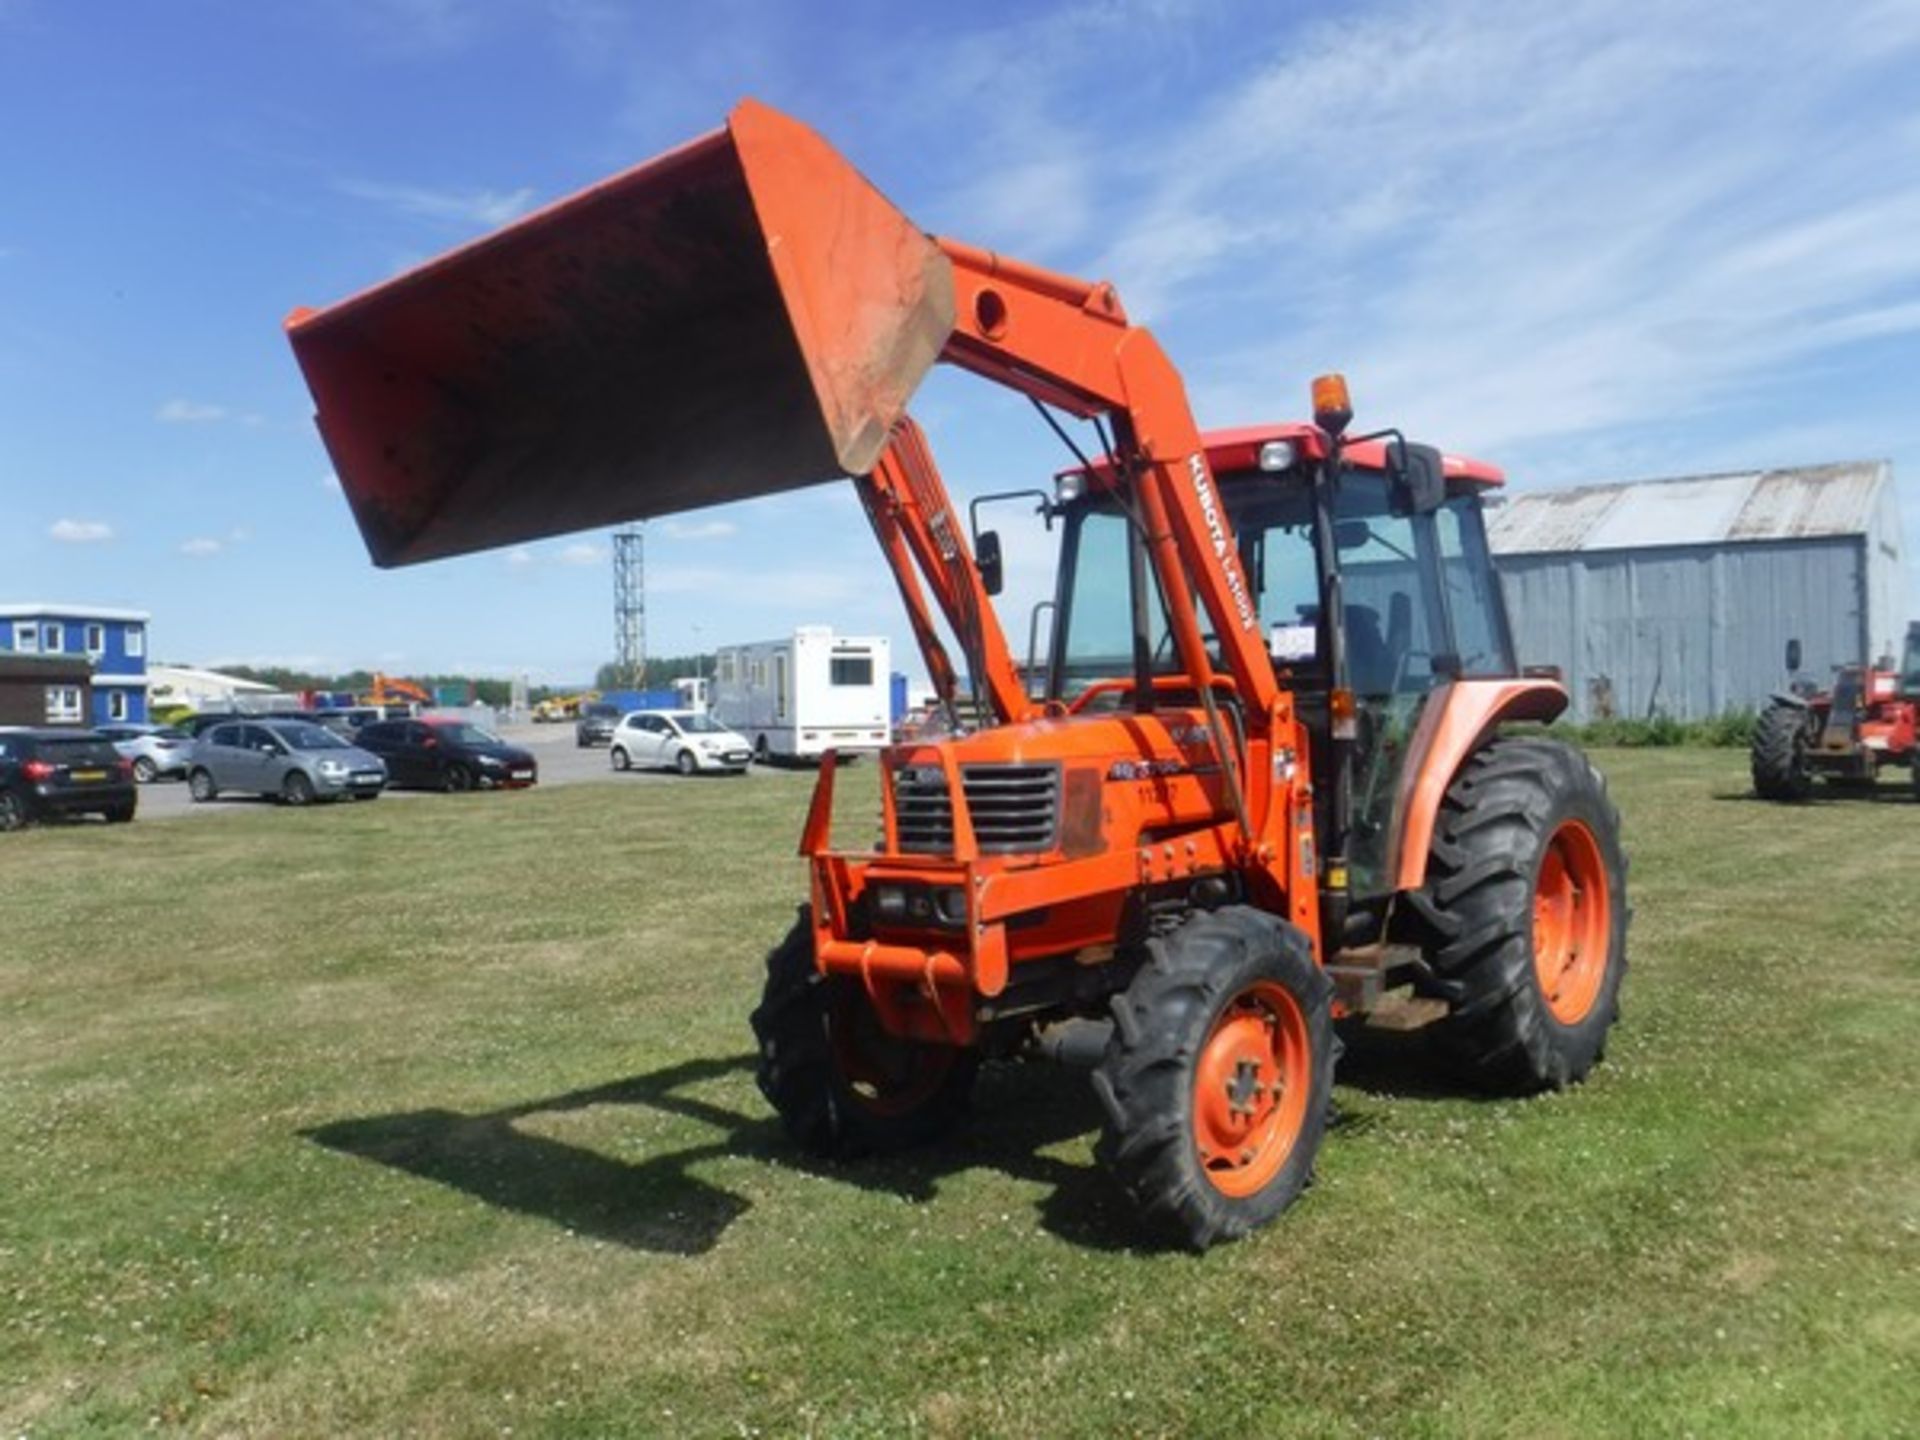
[287,100,956,566]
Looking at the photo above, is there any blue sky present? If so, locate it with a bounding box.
[3,0,1918,685]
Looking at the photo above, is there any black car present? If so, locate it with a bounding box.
[355,718,538,792]
[0,729,138,830]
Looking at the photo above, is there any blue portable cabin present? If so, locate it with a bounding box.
[0,603,151,725]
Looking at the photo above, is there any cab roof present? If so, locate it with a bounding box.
[1065,423,1505,490]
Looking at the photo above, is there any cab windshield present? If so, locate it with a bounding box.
[1051,467,1511,699]
[269,723,348,750]
[435,723,502,746]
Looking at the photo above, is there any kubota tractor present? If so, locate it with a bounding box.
[286,101,1629,1248]
[1752,626,1920,801]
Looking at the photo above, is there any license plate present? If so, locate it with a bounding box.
[511,769,533,780]
[70,769,107,782]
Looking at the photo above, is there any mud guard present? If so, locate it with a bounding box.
[1389,679,1570,893]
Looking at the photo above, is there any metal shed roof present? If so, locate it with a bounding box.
[1486,460,1891,555]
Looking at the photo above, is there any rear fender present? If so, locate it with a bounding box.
[1389,679,1569,893]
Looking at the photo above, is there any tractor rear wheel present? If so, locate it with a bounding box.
[750,908,977,1157]
[1752,699,1814,800]
[1093,907,1334,1251]
[1414,737,1628,1093]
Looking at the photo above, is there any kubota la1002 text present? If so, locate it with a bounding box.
[287,101,1629,1249]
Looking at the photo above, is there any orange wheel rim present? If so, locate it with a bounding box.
[1532,819,1611,1025]
[1193,980,1312,1197]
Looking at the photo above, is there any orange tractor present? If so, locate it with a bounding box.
[1752,626,1920,801]
[287,101,1629,1248]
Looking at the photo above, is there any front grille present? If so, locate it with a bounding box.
[893,763,1060,855]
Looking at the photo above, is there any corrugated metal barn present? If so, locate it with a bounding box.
[1488,460,1906,721]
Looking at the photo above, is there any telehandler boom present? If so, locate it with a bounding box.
[288,100,1629,1249]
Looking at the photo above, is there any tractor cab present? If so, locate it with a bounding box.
[1044,423,1515,898]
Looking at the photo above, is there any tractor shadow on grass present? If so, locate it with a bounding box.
[303,1053,1131,1256]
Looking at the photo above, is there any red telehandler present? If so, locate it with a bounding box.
[287,101,1629,1248]
[1752,625,1920,800]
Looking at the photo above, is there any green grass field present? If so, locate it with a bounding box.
[3,751,1917,1437]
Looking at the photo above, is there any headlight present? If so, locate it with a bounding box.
[317,759,347,776]
[1258,439,1297,471]
[871,884,967,929]
[478,755,505,767]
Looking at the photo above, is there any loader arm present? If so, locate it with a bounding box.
[857,417,1034,728]
[287,98,1287,841]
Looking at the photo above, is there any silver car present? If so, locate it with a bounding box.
[98,722,195,782]
[188,719,388,805]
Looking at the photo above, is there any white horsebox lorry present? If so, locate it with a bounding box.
[710,627,891,762]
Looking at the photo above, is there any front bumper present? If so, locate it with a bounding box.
[33,781,138,815]
[692,747,751,771]
[478,762,538,788]
[312,768,388,797]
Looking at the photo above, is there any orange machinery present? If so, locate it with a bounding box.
[365,672,432,709]
[286,101,1628,1248]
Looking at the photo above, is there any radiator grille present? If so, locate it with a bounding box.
[893,763,1060,855]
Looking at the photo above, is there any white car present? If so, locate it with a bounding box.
[609,710,753,775]
[98,723,195,782]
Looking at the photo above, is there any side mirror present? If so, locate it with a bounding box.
[976,530,1004,596]
[1785,638,1802,673]
[1386,439,1447,514]
[1333,519,1373,551]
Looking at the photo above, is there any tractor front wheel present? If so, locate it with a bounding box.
[1415,737,1628,1093]
[1752,699,1814,800]
[750,908,977,1157]
[1093,907,1334,1251]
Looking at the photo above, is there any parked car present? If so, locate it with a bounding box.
[575,701,622,747]
[355,718,538,792]
[97,722,194,781]
[188,719,387,805]
[0,729,137,829]
[609,710,752,775]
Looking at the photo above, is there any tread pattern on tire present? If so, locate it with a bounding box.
[1406,736,1629,1094]
[750,908,975,1158]
[1751,699,1813,801]
[1092,906,1335,1251]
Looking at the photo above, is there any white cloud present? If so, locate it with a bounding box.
[661,519,738,541]
[337,177,537,230]
[649,564,872,607]
[49,518,112,543]
[179,537,223,556]
[156,398,227,423]
[557,542,606,567]
[504,546,535,569]
[1082,0,1920,462]
[319,472,340,491]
